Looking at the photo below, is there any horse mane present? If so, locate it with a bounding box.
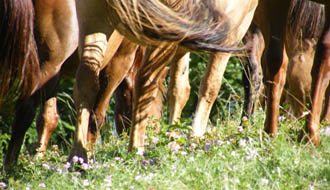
[106,0,243,53]
[287,0,325,40]
[0,0,39,104]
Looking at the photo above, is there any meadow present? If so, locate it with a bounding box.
[0,55,329,189]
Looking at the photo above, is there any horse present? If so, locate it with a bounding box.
[70,0,258,160]
[3,0,79,169]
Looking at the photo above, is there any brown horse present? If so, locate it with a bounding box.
[3,0,79,169]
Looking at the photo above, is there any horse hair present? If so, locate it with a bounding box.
[106,0,244,53]
[0,0,39,104]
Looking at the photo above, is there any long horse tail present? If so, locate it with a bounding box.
[287,0,325,40]
[0,0,39,103]
[106,0,243,53]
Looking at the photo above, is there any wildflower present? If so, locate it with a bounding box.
[142,160,150,166]
[72,156,79,163]
[168,141,181,152]
[82,180,90,186]
[114,157,122,161]
[260,178,269,185]
[82,163,89,170]
[278,115,286,122]
[79,157,84,164]
[237,126,244,133]
[39,183,46,188]
[204,143,211,151]
[151,137,159,144]
[320,127,330,137]
[239,139,247,147]
[136,151,144,156]
[180,151,187,155]
[190,143,197,149]
[246,148,258,160]
[308,184,314,190]
[42,163,50,170]
[63,162,71,169]
[0,182,7,188]
[104,175,112,187]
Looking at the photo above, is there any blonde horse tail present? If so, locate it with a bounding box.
[0,0,39,104]
[106,0,243,53]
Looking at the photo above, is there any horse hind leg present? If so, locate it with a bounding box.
[303,27,330,145]
[192,52,230,137]
[168,51,191,125]
[241,24,265,122]
[3,93,40,170]
[129,44,177,153]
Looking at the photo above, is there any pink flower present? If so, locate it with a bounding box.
[72,156,79,163]
[82,163,89,170]
[0,182,7,188]
[39,183,46,187]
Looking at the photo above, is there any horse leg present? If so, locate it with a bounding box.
[35,76,60,157]
[168,51,191,124]
[114,47,145,136]
[304,9,330,145]
[88,38,138,145]
[259,1,290,136]
[129,44,177,153]
[33,0,78,94]
[70,0,119,161]
[3,93,40,169]
[192,53,230,137]
[321,84,330,122]
[241,23,265,121]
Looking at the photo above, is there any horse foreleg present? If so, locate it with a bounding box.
[71,33,109,162]
[168,52,191,124]
[129,44,177,153]
[264,38,288,135]
[192,53,230,137]
[88,38,138,145]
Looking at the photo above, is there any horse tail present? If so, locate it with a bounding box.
[287,0,325,40]
[0,0,39,103]
[106,0,243,53]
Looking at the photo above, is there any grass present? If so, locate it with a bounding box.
[0,109,330,190]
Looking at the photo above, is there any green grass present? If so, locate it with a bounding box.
[1,110,329,190]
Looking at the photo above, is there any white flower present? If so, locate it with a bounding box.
[39,183,46,187]
[82,180,90,186]
[239,139,246,147]
[42,163,50,170]
[260,178,269,185]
